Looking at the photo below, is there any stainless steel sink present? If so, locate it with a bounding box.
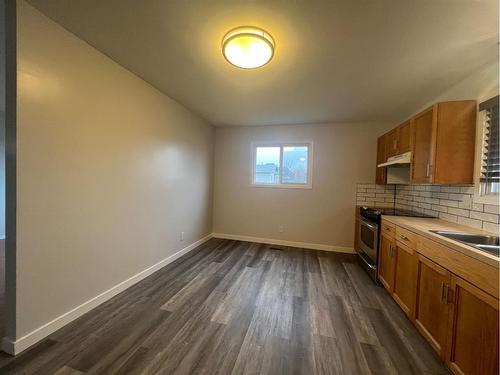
[430,230,499,257]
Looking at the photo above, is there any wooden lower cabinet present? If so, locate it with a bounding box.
[392,242,418,319]
[446,276,499,375]
[354,208,360,253]
[378,219,500,375]
[415,254,451,359]
[378,233,396,292]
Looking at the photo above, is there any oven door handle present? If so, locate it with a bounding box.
[360,218,378,230]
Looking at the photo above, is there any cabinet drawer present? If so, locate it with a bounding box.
[381,220,396,238]
[396,226,418,249]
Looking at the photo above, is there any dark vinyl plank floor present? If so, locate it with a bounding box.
[0,239,448,374]
[0,239,5,339]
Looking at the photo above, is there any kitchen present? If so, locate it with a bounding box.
[355,96,499,374]
[0,1,498,374]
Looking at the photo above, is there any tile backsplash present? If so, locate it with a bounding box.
[356,183,499,234]
[356,183,395,208]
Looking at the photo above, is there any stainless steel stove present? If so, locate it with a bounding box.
[357,206,435,282]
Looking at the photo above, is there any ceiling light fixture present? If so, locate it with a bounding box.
[222,26,275,69]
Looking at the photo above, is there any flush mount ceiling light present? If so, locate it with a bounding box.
[222,26,275,69]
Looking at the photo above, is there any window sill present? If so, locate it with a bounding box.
[251,183,313,190]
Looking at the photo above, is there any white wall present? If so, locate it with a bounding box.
[393,61,499,205]
[0,0,5,239]
[420,61,498,112]
[213,122,390,249]
[11,1,214,346]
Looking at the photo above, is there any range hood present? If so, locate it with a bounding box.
[378,151,412,167]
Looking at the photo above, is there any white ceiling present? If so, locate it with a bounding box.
[28,0,499,126]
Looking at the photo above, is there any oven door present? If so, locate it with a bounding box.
[358,218,379,264]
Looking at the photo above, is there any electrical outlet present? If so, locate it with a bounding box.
[278,225,284,233]
[180,231,185,241]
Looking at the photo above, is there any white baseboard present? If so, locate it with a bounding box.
[1,233,213,355]
[212,233,354,254]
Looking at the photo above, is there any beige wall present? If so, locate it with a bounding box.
[420,60,498,112]
[394,61,499,204]
[13,2,214,339]
[213,122,390,249]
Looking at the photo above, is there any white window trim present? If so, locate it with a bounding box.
[473,102,499,205]
[250,141,313,189]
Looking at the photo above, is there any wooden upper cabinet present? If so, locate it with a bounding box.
[376,136,386,184]
[377,100,476,185]
[411,101,476,184]
[434,101,476,184]
[385,128,399,159]
[397,120,411,154]
[446,276,499,375]
[411,106,436,184]
[382,120,412,161]
[415,254,452,359]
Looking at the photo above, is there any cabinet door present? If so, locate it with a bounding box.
[434,101,476,184]
[375,136,386,184]
[446,276,499,375]
[397,120,411,154]
[354,216,360,253]
[378,233,396,292]
[415,255,451,359]
[392,242,418,319]
[385,129,398,158]
[411,106,437,184]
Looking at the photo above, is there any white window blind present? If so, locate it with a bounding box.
[479,95,499,195]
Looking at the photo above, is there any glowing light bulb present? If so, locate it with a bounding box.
[222,27,275,69]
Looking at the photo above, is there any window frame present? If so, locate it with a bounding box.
[473,97,499,205]
[250,141,313,189]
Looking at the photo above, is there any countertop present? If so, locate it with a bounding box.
[381,215,499,268]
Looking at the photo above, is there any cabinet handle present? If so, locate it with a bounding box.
[426,163,431,177]
[441,283,450,304]
[399,234,409,241]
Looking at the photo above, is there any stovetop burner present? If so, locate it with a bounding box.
[359,206,436,224]
[371,207,434,217]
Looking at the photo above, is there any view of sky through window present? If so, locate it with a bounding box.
[255,146,280,184]
[253,145,310,186]
[283,146,308,184]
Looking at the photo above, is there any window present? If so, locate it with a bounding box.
[478,95,499,198]
[252,143,312,188]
